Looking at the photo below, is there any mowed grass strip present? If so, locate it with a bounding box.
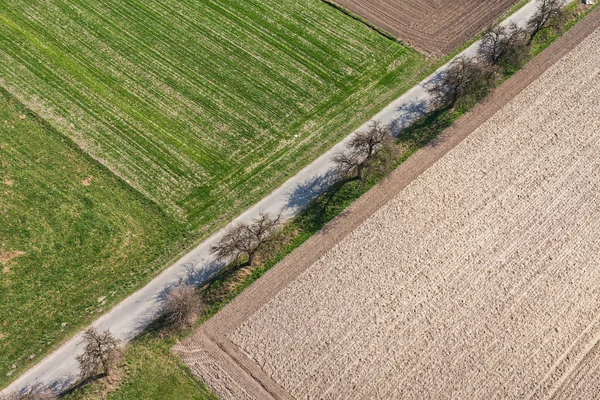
[0,0,426,231]
[0,89,186,387]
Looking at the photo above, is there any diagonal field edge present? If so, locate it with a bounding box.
[176,8,600,399]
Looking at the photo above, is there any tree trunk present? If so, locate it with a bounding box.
[357,163,364,181]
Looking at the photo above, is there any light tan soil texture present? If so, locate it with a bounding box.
[176,11,600,400]
[328,0,518,55]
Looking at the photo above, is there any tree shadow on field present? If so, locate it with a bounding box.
[58,373,103,398]
[395,105,457,149]
[291,174,359,237]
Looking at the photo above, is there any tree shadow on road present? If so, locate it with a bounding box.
[395,106,458,149]
[127,261,223,339]
[390,98,430,135]
[58,373,102,398]
[283,169,340,214]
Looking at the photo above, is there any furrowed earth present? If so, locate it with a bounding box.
[329,0,520,55]
[178,24,600,400]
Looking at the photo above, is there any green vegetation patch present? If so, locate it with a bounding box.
[0,0,428,390]
[0,90,186,387]
[62,332,217,400]
[0,0,426,233]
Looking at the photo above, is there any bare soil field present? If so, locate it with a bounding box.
[176,11,600,400]
[328,0,519,54]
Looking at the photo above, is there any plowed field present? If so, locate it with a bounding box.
[329,0,519,54]
[177,13,600,400]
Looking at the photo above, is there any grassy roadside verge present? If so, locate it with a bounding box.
[61,3,598,399]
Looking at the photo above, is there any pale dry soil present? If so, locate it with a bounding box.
[224,29,600,399]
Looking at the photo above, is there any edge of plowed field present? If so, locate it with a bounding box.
[175,7,600,400]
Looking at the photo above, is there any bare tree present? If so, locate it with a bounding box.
[76,328,121,380]
[162,284,202,330]
[332,121,394,180]
[331,150,362,180]
[426,55,495,110]
[527,0,566,44]
[478,22,529,69]
[210,212,281,267]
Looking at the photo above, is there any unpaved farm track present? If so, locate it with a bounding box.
[176,9,600,400]
[328,0,519,54]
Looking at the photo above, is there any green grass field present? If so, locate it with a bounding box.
[61,331,218,400]
[0,0,429,389]
[0,0,426,233]
[0,89,187,388]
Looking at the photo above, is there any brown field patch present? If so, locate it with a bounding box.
[0,251,25,265]
[176,10,600,400]
[328,0,519,55]
[81,175,93,186]
[1,251,25,273]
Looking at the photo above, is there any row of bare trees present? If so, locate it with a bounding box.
[327,0,571,196]
[9,209,284,397]
[8,213,283,397]
[161,213,284,334]
[427,0,568,111]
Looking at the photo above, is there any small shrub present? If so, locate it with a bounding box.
[162,284,203,330]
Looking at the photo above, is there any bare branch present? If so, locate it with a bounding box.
[210,213,282,266]
[527,0,566,43]
[426,55,496,110]
[210,222,251,264]
[331,150,362,180]
[76,328,121,380]
[479,22,529,69]
[332,121,395,180]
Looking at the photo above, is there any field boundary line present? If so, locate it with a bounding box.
[319,0,402,44]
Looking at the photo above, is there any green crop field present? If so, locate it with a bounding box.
[0,89,186,387]
[0,0,429,390]
[0,0,426,233]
